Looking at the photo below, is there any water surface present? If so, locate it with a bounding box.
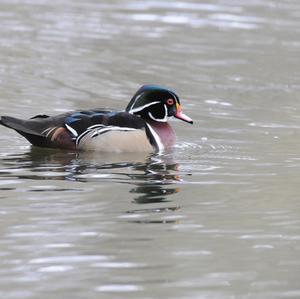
[0,0,300,298]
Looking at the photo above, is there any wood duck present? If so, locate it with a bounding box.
[0,85,193,152]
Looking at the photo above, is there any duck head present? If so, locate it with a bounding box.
[126,85,193,124]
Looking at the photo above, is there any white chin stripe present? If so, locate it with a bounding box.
[146,123,164,152]
[148,104,168,122]
[148,112,167,122]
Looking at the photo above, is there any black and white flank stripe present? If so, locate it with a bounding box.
[65,123,137,146]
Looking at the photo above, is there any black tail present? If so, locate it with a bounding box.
[0,116,48,146]
[0,116,43,135]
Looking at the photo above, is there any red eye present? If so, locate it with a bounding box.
[167,98,174,105]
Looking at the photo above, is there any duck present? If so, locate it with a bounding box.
[0,85,193,152]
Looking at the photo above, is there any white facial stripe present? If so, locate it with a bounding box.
[146,123,164,152]
[129,101,160,114]
[128,92,144,111]
[164,104,168,118]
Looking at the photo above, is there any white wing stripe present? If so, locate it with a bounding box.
[91,126,137,138]
[76,125,138,146]
[65,124,78,137]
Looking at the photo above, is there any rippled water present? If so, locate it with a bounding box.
[1,0,300,298]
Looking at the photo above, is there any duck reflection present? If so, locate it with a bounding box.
[130,185,179,204]
[128,155,181,204]
[1,147,181,205]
